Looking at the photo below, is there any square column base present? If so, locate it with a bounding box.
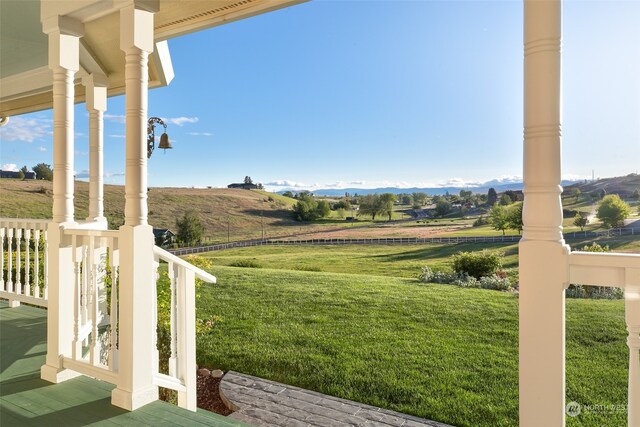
[40,363,82,383]
[8,300,20,308]
[112,384,159,411]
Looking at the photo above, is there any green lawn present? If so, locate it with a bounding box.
[201,243,520,278]
[194,266,628,427]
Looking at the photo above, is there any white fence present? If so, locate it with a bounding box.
[0,218,50,307]
[152,245,216,411]
[569,251,640,425]
[61,228,121,385]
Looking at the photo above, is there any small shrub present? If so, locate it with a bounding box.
[566,284,623,299]
[473,216,489,227]
[452,250,503,279]
[566,242,621,299]
[453,274,479,288]
[229,259,263,268]
[479,274,512,291]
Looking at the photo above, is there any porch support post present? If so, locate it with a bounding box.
[111,0,160,411]
[40,16,84,384]
[520,1,569,426]
[84,74,109,223]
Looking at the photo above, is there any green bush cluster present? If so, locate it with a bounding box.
[418,266,512,291]
[452,250,502,279]
[566,242,622,299]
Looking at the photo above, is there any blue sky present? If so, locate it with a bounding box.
[1,0,639,191]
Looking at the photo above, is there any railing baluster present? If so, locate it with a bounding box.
[15,228,22,296]
[626,286,640,427]
[177,266,196,411]
[24,229,31,296]
[89,235,99,366]
[169,262,178,377]
[43,229,49,300]
[7,228,13,294]
[0,228,5,291]
[72,235,82,360]
[108,237,119,369]
[34,229,40,298]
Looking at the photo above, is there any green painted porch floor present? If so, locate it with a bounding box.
[0,301,247,426]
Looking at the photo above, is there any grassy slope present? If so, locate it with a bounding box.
[195,266,627,427]
[0,179,303,242]
[202,237,640,279]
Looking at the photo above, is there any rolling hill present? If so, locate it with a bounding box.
[563,174,640,198]
[0,179,301,243]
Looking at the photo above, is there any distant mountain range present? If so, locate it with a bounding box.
[280,179,581,197]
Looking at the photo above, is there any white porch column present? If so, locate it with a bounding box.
[84,74,109,223]
[520,1,569,426]
[40,16,84,384]
[111,0,159,411]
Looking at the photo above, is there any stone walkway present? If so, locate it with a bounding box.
[220,371,453,427]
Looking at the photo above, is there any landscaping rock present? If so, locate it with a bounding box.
[198,368,211,377]
[211,369,224,379]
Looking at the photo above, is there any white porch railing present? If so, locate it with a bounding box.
[568,251,640,426]
[61,227,120,385]
[152,245,216,411]
[0,218,50,307]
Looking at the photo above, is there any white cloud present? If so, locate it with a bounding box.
[75,170,90,179]
[39,146,47,152]
[1,163,18,171]
[161,116,199,126]
[187,131,214,136]
[0,116,52,143]
[109,134,126,139]
[104,114,126,123]
[105,171,125,178]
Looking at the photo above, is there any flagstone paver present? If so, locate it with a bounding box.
[221,371,454,427]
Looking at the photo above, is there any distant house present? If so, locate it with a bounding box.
[153,228,176,247]
[0,170,37,179]
[228,182,259,190]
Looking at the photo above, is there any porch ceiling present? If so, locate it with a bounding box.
[0,0,306,117]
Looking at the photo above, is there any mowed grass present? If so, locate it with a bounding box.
[202,243,520,278]
[195,266,628,427]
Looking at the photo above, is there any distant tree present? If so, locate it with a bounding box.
[434,200,452,217]
[244,176,253,185]
[596,195,630,228]
[398,193,413,206]
[379,193,396,221]
[316,200,331,218]
[359,194,382,220]
[282,191,294,198]
[487,188,498,206]
[507,202,523,234]
[504,190,519,203]
[489,204,509,235]
[633,189,640,200]
[336,208,346,219]
[459,189,473,203]
[333,200,351,210]
[256,183,264,190]
[17,169,25,180]
[412,192,428,207]
[176,209,203,246]
[32,163,53,181]
[573,213,588,231]
[499,194,513,206]
[293,194,330,221]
